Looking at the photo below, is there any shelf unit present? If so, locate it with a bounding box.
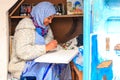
[10,14,83,18]
[9,0,83,43]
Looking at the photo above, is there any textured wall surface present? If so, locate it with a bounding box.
[0,0,17,80]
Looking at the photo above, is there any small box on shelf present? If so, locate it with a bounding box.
[20,3,32,16]
[54,3,66,15]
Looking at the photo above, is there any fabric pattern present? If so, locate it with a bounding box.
[8,18,46,79]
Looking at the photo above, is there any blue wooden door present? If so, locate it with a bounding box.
[84,0,120,80]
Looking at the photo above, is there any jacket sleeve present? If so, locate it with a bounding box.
[14,28,46,61]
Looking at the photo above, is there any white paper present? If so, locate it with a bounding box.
[34,49,78,64]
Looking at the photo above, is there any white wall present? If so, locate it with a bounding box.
[0,0,17,80]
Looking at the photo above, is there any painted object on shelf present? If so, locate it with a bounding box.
[67,0,83,15]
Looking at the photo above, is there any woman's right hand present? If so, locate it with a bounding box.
[46,40,58,52]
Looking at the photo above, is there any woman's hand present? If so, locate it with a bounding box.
[114,44,120,50]
[46,40,58,52]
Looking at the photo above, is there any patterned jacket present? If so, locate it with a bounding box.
[8,18,46,79]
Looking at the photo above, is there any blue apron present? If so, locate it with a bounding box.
[20,30,69,80]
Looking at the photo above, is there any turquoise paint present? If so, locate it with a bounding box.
[84,0,120,80]
[83,0,91,80]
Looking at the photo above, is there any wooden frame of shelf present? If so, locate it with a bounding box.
[9,0,24,16]
[55,14,83,18]
[10,14,83,18]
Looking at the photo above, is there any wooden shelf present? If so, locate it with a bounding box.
[9,14,83,18]
[9,0,83,43]
[55,14,83,18]
[10,15,30,18]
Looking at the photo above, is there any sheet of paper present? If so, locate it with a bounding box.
[34,49,78,64]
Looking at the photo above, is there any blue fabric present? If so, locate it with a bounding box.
[31,1,56,41]
[72,48,83,71]
[21,61,61,80]
[35,31,45,45]
[21,29,71,80]
[35,27,48,37]
[31,1,56,40]
[30,2,56,29]
[21,30,62,80]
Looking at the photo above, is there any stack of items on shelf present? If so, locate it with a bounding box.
[20,3,36,16]
[20,3,66,16]
[54,3,65,15]
[20,1,84,16]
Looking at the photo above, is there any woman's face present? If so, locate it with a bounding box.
[43,15,55,26]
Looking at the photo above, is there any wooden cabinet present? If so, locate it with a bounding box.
[9,0,83,43]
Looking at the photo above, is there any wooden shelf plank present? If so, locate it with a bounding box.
[55,14,83,18]
[9,14,83,18]
[10,15,30,18]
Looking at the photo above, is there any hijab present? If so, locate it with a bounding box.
[30,1,56,36]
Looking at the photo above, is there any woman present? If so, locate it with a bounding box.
[8,1,71,80]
